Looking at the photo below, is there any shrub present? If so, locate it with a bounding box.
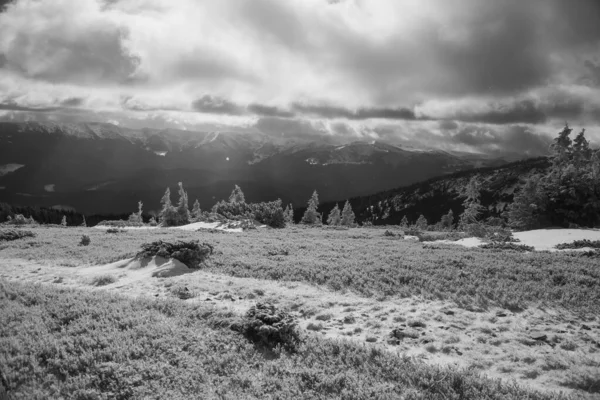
[4,214,37,226]
[97,220,144,228]
[0,229,35,242]
[251,200,286,228]
[170,284,195,300]
[479,242,534,252]
[91,274,117,286]
[79,234,91,246]
[555,239,600,250]
[106,228,125,234]
[233,302,301,352]
[136,240,214,268]
[384,230,396,237]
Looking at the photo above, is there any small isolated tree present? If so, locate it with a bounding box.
[400,215,409,228]
[128,201,143,224]
[177,182,190,225]
[159,187,178,227]
[301,190,321,225]
[283,204,294,225]
[61,216,67,227]
[229,185,246,204]
[440,209,454,231]
[459,177,484,227]
[340,200,355,227]
[415,214,428,230]
[80,215,87,227]
[327,204,341,226]
[191,199,201,220]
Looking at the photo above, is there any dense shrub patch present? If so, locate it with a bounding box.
[136,240,214,268]
[96,220,145,228]
[555,240,600,250]
[234,302,301,352]
[479,242,534,252]
[0,229,35,242]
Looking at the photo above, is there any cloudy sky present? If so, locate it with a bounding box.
[1,0,600,155]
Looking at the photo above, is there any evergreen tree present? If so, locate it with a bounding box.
[159,187,178,226]
[61,216,67,227]
[283,204,295,225]
[551,124,573,166]
[459,177,483,227]
[327,204,341,226]
[572,128,592,167]
[81,215,87,227]
[191,199,201,220]
[301,191,321,225]
[415,214,428,230]
[440,209,454,231]
[229,185,246,204]
[175,182,190,225]
[128,201,143,224]
[400,215,409,228]
[507,175,543,230]
[340,200,355,227]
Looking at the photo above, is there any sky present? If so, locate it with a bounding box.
[1,0,600,156]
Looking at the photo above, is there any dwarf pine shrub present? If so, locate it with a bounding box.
[234,302,301,352]
[0,229,35,242]
[79,234,91,246]
[136,240,214,268]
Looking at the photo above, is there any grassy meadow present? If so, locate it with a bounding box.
[1,225,599,399]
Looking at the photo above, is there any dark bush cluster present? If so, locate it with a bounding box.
[234,302,301,351]
[479,242,534,252]
[136,240,214,268]
[212,199,286,228]
[97,220,144,228]
[79,235,91,246]
[105,228,125,234]
[3,214,37,226]
[555,239,600,250]
[0,229,35,242]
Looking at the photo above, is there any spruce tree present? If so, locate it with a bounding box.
[81,215,87,227]
[191,199,201,220]
[440,209,454,230]
[301,191,321,225]
[340,200,355,227]
[61,216,67,227]
[507,175,542,230]
[459,177,483,227]
[415,214,428,230]
[229,185,246,204]
[551,124,573,167]
[572,128,592,167]
[177,182,190,225]
[159,187,177,226]
[283,204,294,225]
[327,204,341,226]
[400,215,409,228]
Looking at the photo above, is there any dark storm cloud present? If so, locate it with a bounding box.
[438,120,458,131]
[292,103,416,120]
[247,103,295,118]
[60,97,85,107]
[191,95,245,115]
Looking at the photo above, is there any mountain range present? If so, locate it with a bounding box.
[0,121,516,214]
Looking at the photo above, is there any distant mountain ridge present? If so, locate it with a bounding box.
[0,121,517,214]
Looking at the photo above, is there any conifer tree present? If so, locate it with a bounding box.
[159,187,178,226]
[191,199,201,220]
[400,215,409,228]
[415,214,428,230]
[327,204,341,226]
[283,204,294,225]
[177,182,190,225]
[459,177,483,227]
[572,128,592,167]
[507,175,542,230]
[301,190,321,225]
[128,201,144,224]
[551,124,573,167]
[229,185,246,204]
[61,216,67,227]
[81,215,87,227]
[440,209,454,230]
[340,200,355,227]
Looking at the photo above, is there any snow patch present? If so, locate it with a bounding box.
[154,151,167,156]
[0,163,24,176]
[44,184,55,192]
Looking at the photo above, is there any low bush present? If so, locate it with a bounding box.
[479,242,534,252]
[79,234,91,246]
[91,274,117,286]
[0,229,35,242]
[234,302,301,352]
[106,228,125,234]
[96,220,145,228]
[136,240,214,268]
[555,239,600,250]
[3,214,37,226]
[417,231,465,242]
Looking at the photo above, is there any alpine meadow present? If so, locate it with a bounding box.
[1,1,600,399]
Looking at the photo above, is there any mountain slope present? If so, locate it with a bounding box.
[319,157,551,226]
[0,121,513,214]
